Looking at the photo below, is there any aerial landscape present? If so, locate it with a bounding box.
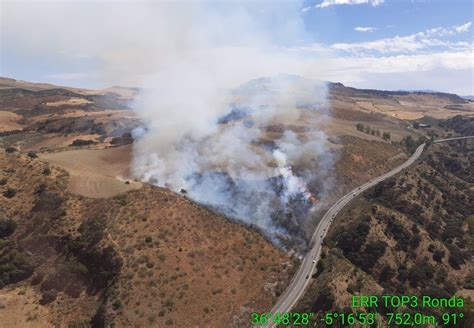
[0,1,473,327]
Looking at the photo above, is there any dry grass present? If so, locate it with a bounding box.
[0,111,23,131]
[45,98,92,107]
[40,145,142,198]
[0,150,293,327]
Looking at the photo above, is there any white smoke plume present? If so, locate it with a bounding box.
[122,3,335,248]
[2,1,335,247]
[132,73,334,248]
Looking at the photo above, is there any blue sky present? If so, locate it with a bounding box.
[302,0,472,44]
[1,0,473,94]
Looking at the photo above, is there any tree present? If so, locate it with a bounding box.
[401,135,416,152]
[310,289,335,312]
[356,123,364,132]
[382,132,391,141]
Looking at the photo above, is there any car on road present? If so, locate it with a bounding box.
[312,259,316,264]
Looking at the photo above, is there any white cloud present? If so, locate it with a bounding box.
[312,49,474,94]
[316,0,384,9]
[301,6,311,13]
[332,22,473,54]
[354,26,377,32]
[2,2,472,95]
[455,21,472,33]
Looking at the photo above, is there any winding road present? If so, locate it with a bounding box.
[266,135,474,327]
[433,136,474,143]
[265,143,425,327]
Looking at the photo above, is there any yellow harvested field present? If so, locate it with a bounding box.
[45,97,92,107]
[332,96,474,121]
[20,134,101,152]
[391,111,424,120]
[41,145,142,198]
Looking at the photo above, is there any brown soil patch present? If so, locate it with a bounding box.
[40,145,142,198]
[0,288,51,328]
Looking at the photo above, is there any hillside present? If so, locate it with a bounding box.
[0,150,294,327]
[296,139,474,327]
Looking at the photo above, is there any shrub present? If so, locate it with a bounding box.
[39,290,58,305]
[464,272,474,289]
[27,151,38,158]
[310,289,335,312]
[0,241,34,287]
[110,133,133,146]
[5,147,17,153]
[112,299,122,310]
[3,188,17,198]
[361,240,387,268]
[408,264,434,288]
[0,219,16,239]
[0,178,7,185]
[70,139,96,147]
[42,168,51,176]
[448,248,465,270]
[433,249,445,263]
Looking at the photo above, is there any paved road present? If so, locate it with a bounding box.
[434,136,474,143]
[264,143,426,327]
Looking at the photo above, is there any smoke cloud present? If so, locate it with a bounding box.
[132,72,334,248]
[2,1,335,248]
[118,3,336,248]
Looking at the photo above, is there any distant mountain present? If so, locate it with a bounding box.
[0,76,138,99]
[461,95,474,101]
[328,82,467,104]
[232,74,327,108]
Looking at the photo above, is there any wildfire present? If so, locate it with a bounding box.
[309,193,318,205]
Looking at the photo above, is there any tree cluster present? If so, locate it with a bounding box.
[355,123,391,140]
